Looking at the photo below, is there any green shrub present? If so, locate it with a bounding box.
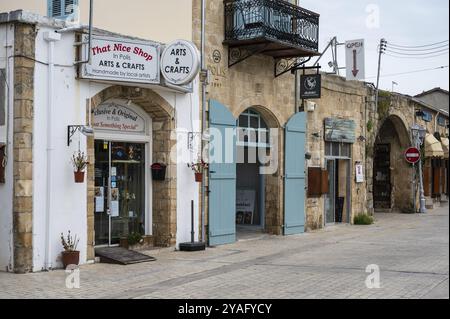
[366,119,374,132]
[127,232,143,246]
[353,214,374,225]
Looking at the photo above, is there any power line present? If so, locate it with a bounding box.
[384,51,449,59]
[387,39,449,49]
[365,65,449,79]
[385,43,449,52]
[385,47,449,56]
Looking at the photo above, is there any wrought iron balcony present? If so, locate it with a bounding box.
[224,0,320,66]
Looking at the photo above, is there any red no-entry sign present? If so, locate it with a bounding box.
[405,147,421,164]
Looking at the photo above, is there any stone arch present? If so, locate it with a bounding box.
[85,86,177,260]
[373,114,413,213]
[235,105,283,235]
[233,98,283,129]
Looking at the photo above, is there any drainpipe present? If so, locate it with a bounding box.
[200,0,207,244]
[43,31,61,270]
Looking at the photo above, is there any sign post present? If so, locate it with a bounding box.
[345,39,365,81]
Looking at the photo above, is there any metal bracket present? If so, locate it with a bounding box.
[68,125,83,147]
[275,56,312,78]
[228,44,269,68]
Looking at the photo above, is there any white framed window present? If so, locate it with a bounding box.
[237,109,270,148]
[325,141,352,158]
[47,0,79,19]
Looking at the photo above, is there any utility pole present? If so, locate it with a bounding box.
[374,39,387,111]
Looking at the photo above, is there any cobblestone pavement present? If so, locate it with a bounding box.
[0,206,448,299]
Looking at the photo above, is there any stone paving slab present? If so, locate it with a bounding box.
[0,206,448,299]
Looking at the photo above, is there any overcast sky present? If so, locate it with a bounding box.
[300,0,449,96]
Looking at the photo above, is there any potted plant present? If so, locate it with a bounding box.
[189,160,208,183]
[71,151,89,183]
[60,231,80,269]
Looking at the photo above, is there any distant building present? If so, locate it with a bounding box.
[415,88,449,113]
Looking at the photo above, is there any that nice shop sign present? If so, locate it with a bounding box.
[80,35,160,84]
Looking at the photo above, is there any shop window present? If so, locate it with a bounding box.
[0,69,5,126]
[437,115,447,127]
[237,109,270,148]
[47,0,78,19]
[422,111,432,123]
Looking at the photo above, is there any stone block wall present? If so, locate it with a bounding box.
[12,23,35,273]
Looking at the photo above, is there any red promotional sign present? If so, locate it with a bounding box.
[404,147,421,164]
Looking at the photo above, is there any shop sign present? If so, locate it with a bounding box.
[80,35,160,84]
[161,40,201,86]
[345,39,365,81]
[300,74,321,99]
[324,118,356,143]
[92,102,146,134]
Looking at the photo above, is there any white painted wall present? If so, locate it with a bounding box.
[30,24,200,270]
[0,23,14,272]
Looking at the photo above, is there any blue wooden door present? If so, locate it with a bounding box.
[284,112,306,235]
[208,100,236,246]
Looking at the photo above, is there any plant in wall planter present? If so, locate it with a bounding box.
[71,150,89,183]
[188,160,208,183]
[60,231,80,269]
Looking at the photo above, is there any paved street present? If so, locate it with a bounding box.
[0,206,448,299]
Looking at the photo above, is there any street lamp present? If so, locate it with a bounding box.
[411,124,427,213]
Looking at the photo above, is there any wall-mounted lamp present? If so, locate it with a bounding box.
[67,125,94,146]
[312,132,321,138]
[358,135,366,142]
[305,152,312,160]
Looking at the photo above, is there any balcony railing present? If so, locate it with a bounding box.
[224,0,320,57]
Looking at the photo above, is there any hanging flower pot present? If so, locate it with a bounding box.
[71,151,88,184]
[195,172,203,183]
[74,171,85,183]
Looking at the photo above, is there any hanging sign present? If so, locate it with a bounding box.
[160,40,201,86]
[300,74,321,99]
[345,39,365,81]
[80,35,160,84]
[92,101,146,134]
[404,147,421,164]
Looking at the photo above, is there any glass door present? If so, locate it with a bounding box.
[325,159,335,224]
[94,140,146,246]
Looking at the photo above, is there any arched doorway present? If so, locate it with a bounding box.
[86,86,176,258]
[373,115,412,212]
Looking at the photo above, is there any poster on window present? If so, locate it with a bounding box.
[111,188,120,217]
[236,190,256,225]
[95,187,104,213]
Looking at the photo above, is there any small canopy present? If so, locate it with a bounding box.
[441,137,449,159]
[424,134,444,158]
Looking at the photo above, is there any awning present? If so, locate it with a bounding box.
[441,137,449,159]
[424,134,444,158]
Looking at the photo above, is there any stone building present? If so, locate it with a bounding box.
[369,90,449,214]
[192,0,377,246]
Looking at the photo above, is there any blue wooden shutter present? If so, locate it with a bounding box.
[208,100,237,246]
[48,0,78,18]
[284,112,306,235]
